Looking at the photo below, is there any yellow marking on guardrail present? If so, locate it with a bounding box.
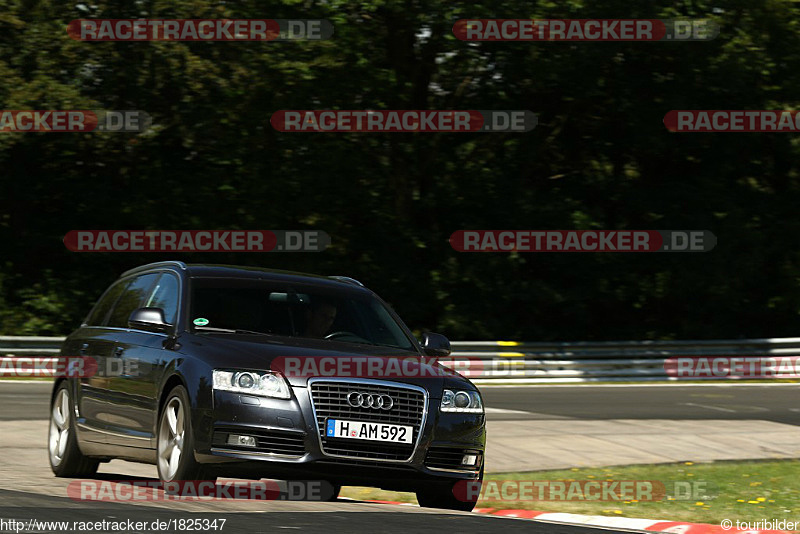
[497,341,520,346]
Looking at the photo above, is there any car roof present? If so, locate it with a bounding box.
[120,261,369,292]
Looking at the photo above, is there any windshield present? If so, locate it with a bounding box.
[188,278,415,351]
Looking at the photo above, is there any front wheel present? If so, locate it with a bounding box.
[416,477,482,512]
[323,481,341,501]
[48,382,99,477]
[157,385,209,486]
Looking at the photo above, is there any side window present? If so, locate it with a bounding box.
[107,274,160,328]
[144,273,180,326]
[84,280,130,327]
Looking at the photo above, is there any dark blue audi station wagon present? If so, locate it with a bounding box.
[49,261,485,510]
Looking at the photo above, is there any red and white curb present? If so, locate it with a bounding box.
[476,509,797,533]
[349,499,796,533]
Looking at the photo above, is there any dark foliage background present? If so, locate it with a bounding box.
[1,0,798,340]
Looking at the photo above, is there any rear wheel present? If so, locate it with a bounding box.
[157,385,211,489]
[48,383,99,477]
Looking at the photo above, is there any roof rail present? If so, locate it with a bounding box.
[329,276,365,287]
[121,261,187,278]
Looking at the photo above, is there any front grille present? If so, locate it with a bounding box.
[212,427,306,457]
[310,381,426,461]
[425,447,483,471]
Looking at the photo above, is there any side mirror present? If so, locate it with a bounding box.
[128,307,172,333]
[422,332,451,357]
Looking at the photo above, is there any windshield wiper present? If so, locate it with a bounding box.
[193,326,236,333]
[341,340,380,347]
[193,326,275,337]
[234,329,276,337]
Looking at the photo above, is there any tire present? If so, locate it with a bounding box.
[48,382,99,477]
[416,472,483,512]
[281,480,340,501]
[157,385,210,489]
[324,482,341,502]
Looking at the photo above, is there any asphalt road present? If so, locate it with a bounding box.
[3,381,797,424]
[0,401,633,534]
[0,489,626,534]
[1,381,793,533]
[480,383,800,425]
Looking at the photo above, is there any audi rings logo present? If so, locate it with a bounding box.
[347,392,394,410]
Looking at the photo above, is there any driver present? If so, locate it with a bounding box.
[304,299,337,339]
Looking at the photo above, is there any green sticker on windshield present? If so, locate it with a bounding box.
[193,318,209,326]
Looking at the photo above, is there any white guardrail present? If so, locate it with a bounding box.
[1,336,800,383]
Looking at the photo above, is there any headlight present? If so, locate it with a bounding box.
[440,389,483,413]
[212,370,291,399]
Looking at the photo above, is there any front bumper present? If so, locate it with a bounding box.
[193,381,485,491]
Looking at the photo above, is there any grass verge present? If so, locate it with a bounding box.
[0,376,52,381]
[340,459,800,523]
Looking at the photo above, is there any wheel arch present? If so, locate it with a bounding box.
[158,374,188,414]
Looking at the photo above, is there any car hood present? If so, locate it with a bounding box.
[180,332,451,390]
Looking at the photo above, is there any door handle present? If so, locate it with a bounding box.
[79,343,89,355]
[114,347,124,357]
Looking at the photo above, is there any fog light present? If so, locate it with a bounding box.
[228,434,257,447]
[462,454,479,467]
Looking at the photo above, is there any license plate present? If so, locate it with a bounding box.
[325,419,413,444]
